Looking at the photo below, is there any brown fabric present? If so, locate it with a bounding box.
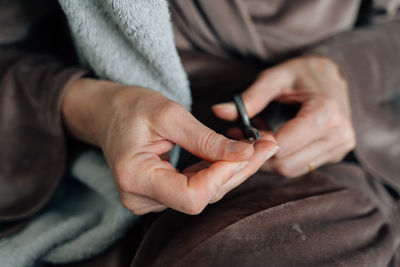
[170,0,360,61]
[132,165,400,266]
[0,0,57,43]
[0,47,87,237]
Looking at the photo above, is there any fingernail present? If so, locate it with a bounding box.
[266,145,279,160]
[213,102,236,111]
[234,161,249,174]
[226,141,252,153]
[261,135,278,145]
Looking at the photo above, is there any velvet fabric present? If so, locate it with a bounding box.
[132,165,400,266]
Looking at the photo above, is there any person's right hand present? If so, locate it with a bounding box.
[62,78,279,215]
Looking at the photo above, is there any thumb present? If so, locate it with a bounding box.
[212,69,295,121]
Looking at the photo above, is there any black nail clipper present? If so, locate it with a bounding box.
[233,94,261,141]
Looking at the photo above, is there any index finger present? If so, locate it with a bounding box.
[275,95,329,158]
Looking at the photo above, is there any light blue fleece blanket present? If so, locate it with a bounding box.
[0,1,190,266]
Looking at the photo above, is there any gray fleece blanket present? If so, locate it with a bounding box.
[0,1,190,266]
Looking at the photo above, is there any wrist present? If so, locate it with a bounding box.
[61,78,123,146]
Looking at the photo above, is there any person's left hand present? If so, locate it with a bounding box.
[212,56,356,178]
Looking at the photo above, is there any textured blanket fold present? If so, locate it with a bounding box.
[0,1,190,266]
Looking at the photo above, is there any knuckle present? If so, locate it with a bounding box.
[119,195,156,216]
[161,101,182,116]
[198,130,224,156]
[322,99,342,128]
[152,100,183,125]
[328,112,343,129]
[210,191,226,204]
[348,137,356,150]
[337,127,355,144]
[128,206,150,216]
[183,202,204,215]
[343,137,356,153]
[182,192,207,215]
[119,196,138,214]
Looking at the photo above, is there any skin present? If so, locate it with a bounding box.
[62,79,279,215]
[213,56,356,178]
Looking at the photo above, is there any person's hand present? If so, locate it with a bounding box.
[212,56,355,178]
[62,78,279,215]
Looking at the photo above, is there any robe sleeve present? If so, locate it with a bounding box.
[0,47,87,237]
[307,17,400,192]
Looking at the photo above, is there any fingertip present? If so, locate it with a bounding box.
[254,140,279,160]
[259,132,278,144]
[266,145,280,160]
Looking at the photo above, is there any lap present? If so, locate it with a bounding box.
[132,163,400,267]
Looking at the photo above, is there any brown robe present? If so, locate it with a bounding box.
[131,1,400,266]
[1,0,400,266]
